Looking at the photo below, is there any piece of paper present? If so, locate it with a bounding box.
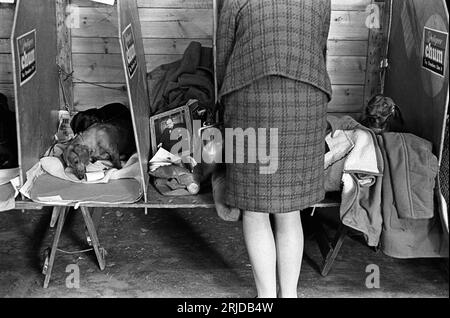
[91,0,114,5]
[85,171,105,182]
[149,148,182,172]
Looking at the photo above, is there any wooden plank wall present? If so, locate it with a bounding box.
[0,0,385,117]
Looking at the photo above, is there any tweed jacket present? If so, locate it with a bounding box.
[217,0,332,101]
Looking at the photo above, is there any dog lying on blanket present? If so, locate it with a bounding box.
[70,103,131,135]
[64,116,136,180]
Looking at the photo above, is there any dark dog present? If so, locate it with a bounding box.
[70,103,131,135]
[0,93,18,169]
[64,116,136,180]
[361,94,403,134]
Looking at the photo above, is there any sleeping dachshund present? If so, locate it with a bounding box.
[63,116,136,180]
[70,103,131,135]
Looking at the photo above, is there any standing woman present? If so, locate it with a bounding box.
[217,0,332,298]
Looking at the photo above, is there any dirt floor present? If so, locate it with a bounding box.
[0,207,448,298]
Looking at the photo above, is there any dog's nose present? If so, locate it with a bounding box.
[75,171,85,180]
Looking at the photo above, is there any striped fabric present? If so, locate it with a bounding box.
[223,76,328,213]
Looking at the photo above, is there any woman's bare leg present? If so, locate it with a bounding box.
[242,210,277,298]
[273,211,303,298]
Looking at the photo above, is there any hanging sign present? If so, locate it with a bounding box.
[16,29,37,86]
[122,23,137,79]
[422,27,448,77]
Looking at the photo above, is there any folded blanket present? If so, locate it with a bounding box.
[378,134,447,258]
[0,168,19,212]
[339,128,384,247]
[326,115,384,247]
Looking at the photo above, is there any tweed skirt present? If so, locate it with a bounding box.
[223,75,328,213]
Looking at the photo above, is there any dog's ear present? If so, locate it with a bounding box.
[63,143,75,167]
[73,144,90,162]
[70,113,82,134]
[393,104,404,125]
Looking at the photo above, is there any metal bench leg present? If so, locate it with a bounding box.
[43,207,67,288]
[320,224,348,277]
[80,207,106,271]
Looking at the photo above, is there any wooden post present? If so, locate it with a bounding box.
[56,0,73,111]
[363,0,388,105]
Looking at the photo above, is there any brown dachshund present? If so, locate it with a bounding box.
[63,117,136,180]
[70,103,130,135]
[361,94,403,134]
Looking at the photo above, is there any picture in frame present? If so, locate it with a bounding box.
[150,105,192,157]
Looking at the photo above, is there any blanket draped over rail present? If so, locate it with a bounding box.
[146,41,214,115]
[325,115,448,257]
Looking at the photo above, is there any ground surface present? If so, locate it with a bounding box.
[0,207,448,298]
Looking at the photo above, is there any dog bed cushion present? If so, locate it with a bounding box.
[19,151,143,205]
[28,173,142,204]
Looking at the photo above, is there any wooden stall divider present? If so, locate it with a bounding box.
[11,0,60,186]
[118,0,150,207]
[385,0,449,161]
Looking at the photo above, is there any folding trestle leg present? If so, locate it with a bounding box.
[319,224,348,276]
[43,206,67,288]
[42,206,106,288]
[80,207,106,271]
[49,206,64,228]
[310,214,349,277]
[84,208,103,246]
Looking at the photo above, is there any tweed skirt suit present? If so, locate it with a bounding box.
[217,0,332,213]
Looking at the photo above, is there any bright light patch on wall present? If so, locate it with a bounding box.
[91,0,115,5]
[0,0,15,3]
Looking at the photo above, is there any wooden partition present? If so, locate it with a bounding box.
[0,2,15,110]
[118,0,150,202]
[11,0,59,185]
[385,0,449,160]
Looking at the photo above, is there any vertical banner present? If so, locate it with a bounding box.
[11,0,59,185]
[16,29,36,86]
[385,0,449,241]
[118,0,150,202]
